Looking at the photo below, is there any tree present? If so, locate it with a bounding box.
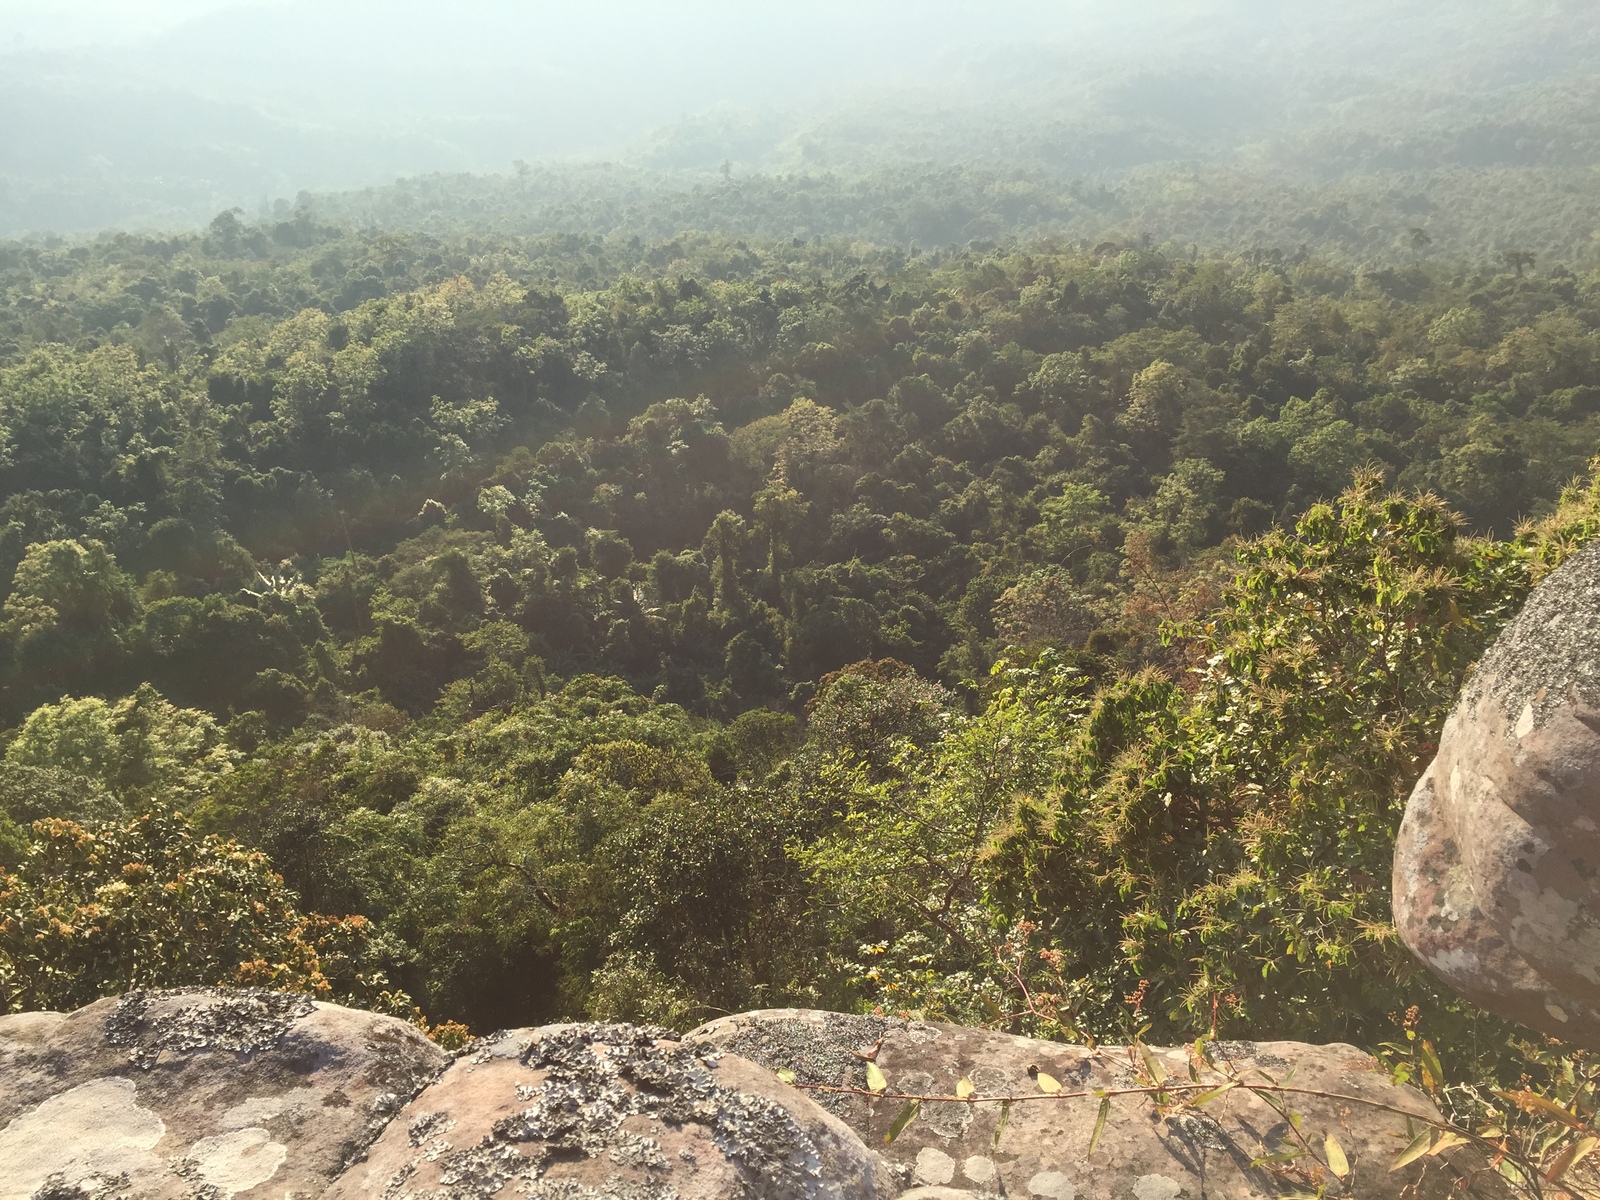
[0,809,405,1015]
[7,686,236,807]
[993,474,1539,1043]
[702,511,748,615]
[752,483,808,598]
[1500,249,1536,278]
[3,539,135,640]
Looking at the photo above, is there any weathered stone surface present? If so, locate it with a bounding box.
[327,1021,899,1200]
[1395,541,1600,1046]
[0,988,447,1200]
[688,1008,1508,1199]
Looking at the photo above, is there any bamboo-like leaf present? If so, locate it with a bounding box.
[865,1062,888,1093]
[775,1068,797,1085]
[1139,1043,1168,1084]
[1088,1096,1110,1156]
[1190,1081,1237,1107]
[994,1099,1012,1149]
[1036,1070,1062,1094]
[1545,1135,1600,1183]
[885,1099,921,1144]
[1424,1132,1468,1157]
[1391,1128,1435,1171]
[1495,1089,1589,1130]
[1324,1132,1350,1178]
[1418,1041,1445,1095]
[955,1077,975,1100]
[1250,1149,1308,1168]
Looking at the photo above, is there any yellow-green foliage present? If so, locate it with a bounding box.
[0,809,395,1014]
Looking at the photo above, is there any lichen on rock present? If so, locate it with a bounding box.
[105,988,317,1070]
[331,1021,897,1200]
[1396,541,1600,1045]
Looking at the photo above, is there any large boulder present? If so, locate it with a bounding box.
[326,1021,899,1200]
[1395,542,1600,1045]
[0,988,447,1200]
[688,1009,1507,1199]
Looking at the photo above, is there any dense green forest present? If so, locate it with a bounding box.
[2,207,1599,1053]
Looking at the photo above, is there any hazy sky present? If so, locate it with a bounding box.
[1,1,1231,156]
[1,0,236,47]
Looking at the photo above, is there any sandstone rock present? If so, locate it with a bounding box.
[0,988,447,1200]
[327,1020,899,1200]
[1396,542,1600,1046]
[688,1008,1508,1199]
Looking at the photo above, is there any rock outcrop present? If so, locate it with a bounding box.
[2,991,1503,1198]
[687,1008,1504,1200]
[328,1021,898,1200]
[0,988,448,1200]
[1395,542,1600,1045]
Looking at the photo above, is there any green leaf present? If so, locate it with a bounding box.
[885,1099,920,1144]
[1324,1131,1350,1178]
[1139,1043,1168,1083]
[994,1099,1012,1149]
[1418,1041,1445,1095]
[1088,1096,1110,1156]
[1391,1128,1434,1171]
[1190,1080,1237,1107]
[775,1068,797,1085]
[865,1061,888,1093]
[955,1077,975,1100]
[1424,1131,1468,1157]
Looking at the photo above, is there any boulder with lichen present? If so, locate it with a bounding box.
[325,1020,899,1200]
[1396,542,1600,1046]
[0,988,448,1200]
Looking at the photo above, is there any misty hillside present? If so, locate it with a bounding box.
[5,0,1600,263]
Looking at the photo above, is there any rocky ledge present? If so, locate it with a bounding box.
[1,990,1503,1199]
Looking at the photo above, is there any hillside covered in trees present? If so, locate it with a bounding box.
[2,208,1599,1053]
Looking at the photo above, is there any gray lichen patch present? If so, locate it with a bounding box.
[518,1024,824,1196]
[1458,541,1600,732]
[698,1013,895,1116]
[105,988,316,1070]
[395,1023,850,1200]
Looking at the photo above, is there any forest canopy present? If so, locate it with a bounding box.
[1,205,1598,1050]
